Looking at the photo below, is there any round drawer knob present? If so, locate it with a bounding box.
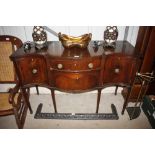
[57,63,63,69]
[32,68,38,74]
[50,67,53,71]
[88,63,93,69]
[114,68,120,73]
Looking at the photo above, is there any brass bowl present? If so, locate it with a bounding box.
[58,32,92,48]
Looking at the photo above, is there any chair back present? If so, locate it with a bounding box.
[0,35,23,83]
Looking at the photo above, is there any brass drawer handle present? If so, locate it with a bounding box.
[88,63,93,69]
[50,67,53,71]
[32,68,38,74]
[114,68,120,73]
[57,63,63,69]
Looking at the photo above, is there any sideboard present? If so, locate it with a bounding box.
[10,41,140,115]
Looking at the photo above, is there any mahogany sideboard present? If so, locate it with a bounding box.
[10,41,140,115]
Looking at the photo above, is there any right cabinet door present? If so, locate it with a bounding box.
[102,55,137,85]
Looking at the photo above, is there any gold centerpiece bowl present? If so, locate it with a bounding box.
[58,32,92,48]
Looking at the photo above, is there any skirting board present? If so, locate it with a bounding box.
[0,84,123,94]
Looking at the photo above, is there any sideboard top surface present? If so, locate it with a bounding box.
[10,41,136,59]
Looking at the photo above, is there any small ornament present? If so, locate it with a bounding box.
[23,41,31,52]
[32,26,47,49]
[103,26,118,48]
[93,41,102,52]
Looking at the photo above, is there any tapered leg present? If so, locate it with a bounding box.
[115,86,118,95]
[51,89,57,113]
[121,87,131,115]
[36,86,39,95]
[96,89,102,113]
[21,88,33,114]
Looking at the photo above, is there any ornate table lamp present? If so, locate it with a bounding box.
[103,26,118,48]
[32,26,47,49]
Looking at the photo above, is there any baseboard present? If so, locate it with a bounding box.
[0,84,123,94]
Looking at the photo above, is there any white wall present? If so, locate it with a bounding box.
[126,26,139,46]
[0,26,139,46]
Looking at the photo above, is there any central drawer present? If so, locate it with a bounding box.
[48,57,102,91]
[48,57,101,71]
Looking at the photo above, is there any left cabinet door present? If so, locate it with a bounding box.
[15,56,48,86]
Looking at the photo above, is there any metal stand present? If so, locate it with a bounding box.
[126,72,154,120]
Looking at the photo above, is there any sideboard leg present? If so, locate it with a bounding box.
[36,86,39,95]
[115,86,118,95]
[21,88,33,114]
[96,89,102,113]
[121,87,131,115]
[51,90,57,113]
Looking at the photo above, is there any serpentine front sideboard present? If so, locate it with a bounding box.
[10,41,140,115]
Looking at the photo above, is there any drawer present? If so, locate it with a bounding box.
[48,57,101,71]
[103,56,136,84]
[50,70,100,91]
[16,56,48,85]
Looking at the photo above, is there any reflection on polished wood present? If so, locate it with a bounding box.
[11,41,136,58]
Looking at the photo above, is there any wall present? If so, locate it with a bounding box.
[126,26,139,46]
[0,26,139,46]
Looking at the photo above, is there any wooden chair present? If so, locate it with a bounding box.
[0,35,29,128]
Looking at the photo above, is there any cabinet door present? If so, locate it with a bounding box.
[103,55,136,85]
[16,56,48,86]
